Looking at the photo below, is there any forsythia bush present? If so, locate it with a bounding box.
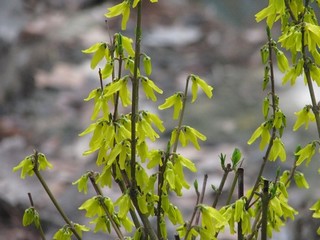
[13,0,320,239]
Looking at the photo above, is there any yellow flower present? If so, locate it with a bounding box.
[82,42,107,69]
[158,92,184,119]
[293,106,315,131]
[247,121,271,150]
[295,142,316,166]
[276,50,289,73]
[294,171,310,189]
[190,74,213,103]
[105,1,131,30]
[269,137,286,162]
[141,77,163,101]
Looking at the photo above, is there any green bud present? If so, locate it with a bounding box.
[231,148,242,168]
[260,46,269,64]
[143,55,152,76]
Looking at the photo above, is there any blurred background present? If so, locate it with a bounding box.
[0,0,319,239]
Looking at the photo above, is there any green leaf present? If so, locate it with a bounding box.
[231,148,242,167]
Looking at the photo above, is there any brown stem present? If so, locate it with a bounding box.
[32,152,81,240]
[237,168,244,240]
[261,180,269,240]
[195,174,208,225]
[212,164,231,207]
[246,28,277,208]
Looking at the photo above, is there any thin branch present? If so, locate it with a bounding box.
[246,27,277,208]
[32,152,81,240]
[261,180,269,240]
[237,168,244,240]
[195,174,208,225]
[88,174,125,240]
[172,75,191,153]
[212,164,231,207]
[27,193,46,240]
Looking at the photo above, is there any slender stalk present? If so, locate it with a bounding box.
[226,170,238,205]
[172,75,191,153]
[98,68,104,91]
[237,168,244,240]
[301,20,320,138]
[27,193,46,240]
[261,180,269,240]
[195,174,208,225]
[88,174,125,240]
[284,0,298,23]
[130,0,142,193]
[247,209,262,240]
[113,55,122,121]
[246,27,277,208]
[32,153,81,240]
[129,3,158,239]
[212,164,231,207]
[184,174,208,240]
[157,145,170,238]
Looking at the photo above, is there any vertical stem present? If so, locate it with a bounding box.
[184,175,207,240]
[301,21,320,138]
[129,3,158,239]
[130,0,142,193]
[247,27,277,208]
[261,180,269,240]
[237,168,244,240]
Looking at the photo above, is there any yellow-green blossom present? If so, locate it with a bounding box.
[295,142,316,166]
[294,171,310,189]
[158,92,184,119]
[105,1,131,30]
[82,42,108,69]
[247,121,271,150]
[269,137,286,162]
[190,74,213,102]
[141,77,163,101]
[293,106,315,131]
[276,50,290,73]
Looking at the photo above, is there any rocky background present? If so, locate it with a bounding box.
[0,0,319,239]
